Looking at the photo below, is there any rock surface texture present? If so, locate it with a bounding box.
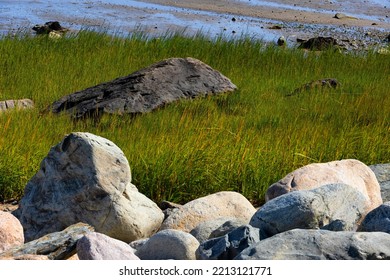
[235,229,390,260]
[370,163,390,202]
[48,57,237,119]
[160,191,256,233]
[196,224,260,260]
[14,132,164,243]
[135,229,200,260]
[251,184,368,239]
[265,159,382,213]
[358,202,390,233]
[0,223,93,260]
[77,232,139,260]
[190,217,247,243]
[0,211,24,253]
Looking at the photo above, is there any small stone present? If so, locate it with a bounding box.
[277,36,287,46]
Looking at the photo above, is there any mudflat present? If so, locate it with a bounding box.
[142,0,390,29]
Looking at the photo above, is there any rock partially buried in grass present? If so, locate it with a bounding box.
[287,78,340,96]
[47,57,237,119]
[0,99,34,112]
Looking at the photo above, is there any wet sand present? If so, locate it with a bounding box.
[0,0,389,48]
[142,0,390,29]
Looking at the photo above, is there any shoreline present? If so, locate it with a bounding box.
[140,0,390,29]
[1,0,389,49]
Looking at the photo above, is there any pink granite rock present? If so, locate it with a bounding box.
[266,159,382,213]
[0,211,24,253]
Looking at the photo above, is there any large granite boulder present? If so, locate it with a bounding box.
[77,232,139,260]
[0,211,24,253]
[251,184,368,239]
[266,159,382,213]
[47,57,237,119]
[235,229,390,260]
[160,191,256,233]
[14,132,164,242]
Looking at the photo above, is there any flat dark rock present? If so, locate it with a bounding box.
[47,57,237,119]
[298,36,340,51]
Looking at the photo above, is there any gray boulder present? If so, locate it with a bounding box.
[77,232,139,260]
[135,229,200,260]
[14,132,164,242]
[358,202,390,233]
[235,229,390,260]
[47,57,237,119]
[266,159,383,213]
[370,163,390,202]
[251,184,368,239]
[0,223,93,260]
[196,225,260,260]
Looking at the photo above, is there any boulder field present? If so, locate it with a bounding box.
[1,132,389,260]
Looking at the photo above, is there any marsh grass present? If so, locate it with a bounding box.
[0,30,389,205]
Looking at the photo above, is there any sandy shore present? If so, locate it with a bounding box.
[141,0,390,29]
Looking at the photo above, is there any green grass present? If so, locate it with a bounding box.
[0,30,389,205]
